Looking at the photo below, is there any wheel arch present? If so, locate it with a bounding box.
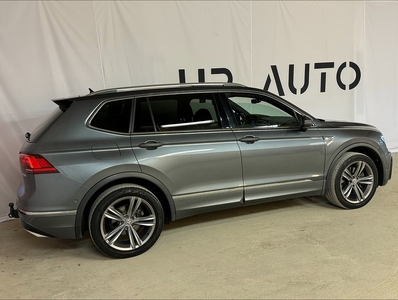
[325,143,385,192]
[348,146,384,185]
[74,172,175,239]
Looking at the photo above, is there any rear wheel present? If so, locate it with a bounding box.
[89,184,164,258]
[326,152,378,209]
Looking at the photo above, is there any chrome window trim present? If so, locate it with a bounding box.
[160,120,215,129]
[86,97,133,135]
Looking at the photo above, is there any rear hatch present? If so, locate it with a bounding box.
[26,99,72,143]
[18,100,72,207]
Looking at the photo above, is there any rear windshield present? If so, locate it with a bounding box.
[28,108,64,143]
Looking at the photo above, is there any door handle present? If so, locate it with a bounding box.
[239,135,260,144]
[138,140,163,150]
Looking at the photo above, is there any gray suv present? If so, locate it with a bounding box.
[10,83,393,258]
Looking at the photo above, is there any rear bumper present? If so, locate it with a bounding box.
[17,207,78,239]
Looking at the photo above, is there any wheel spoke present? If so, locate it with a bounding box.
[353,184,365,202]
[358,175,374,185]
[342,184,353,198]
[127,225,136,249]
[354,161,365,177]
[134,215,156,226]
[126,197,133,217]
[343,169,353,181]
[126,197,144,218]
[104,206,125,222]
[104,223,125,245]
[131,197,142,216]
[131,226,143,247]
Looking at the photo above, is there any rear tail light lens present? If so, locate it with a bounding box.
[19,154,58,174]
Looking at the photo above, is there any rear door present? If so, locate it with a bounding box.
[131,92,243,219]
[223,92,325,203]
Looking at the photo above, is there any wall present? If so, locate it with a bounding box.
[1,1,397,221]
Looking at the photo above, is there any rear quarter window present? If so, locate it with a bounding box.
[89,99,132,133]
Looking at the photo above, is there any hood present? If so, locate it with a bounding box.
[319,119,376,129]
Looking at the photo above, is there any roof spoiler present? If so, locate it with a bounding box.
[52,99,74,111]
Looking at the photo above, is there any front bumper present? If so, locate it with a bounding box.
[382,152,393,185]
[389,155,393,181]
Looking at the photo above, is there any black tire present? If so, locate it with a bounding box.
[326,152,378,209]
[89,184,164,258]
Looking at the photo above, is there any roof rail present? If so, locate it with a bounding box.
[88,82,247,96]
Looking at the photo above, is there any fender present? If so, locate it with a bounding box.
[323,139,387,194]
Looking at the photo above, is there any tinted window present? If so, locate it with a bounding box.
[134,98,155,133]
[90,99,132,133]
[228,95,299,128]
[134,94,221,132]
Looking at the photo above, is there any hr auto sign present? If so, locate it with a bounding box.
[178,61,361,96]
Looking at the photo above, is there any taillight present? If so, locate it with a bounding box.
[19,154,58,174]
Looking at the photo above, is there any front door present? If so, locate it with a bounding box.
[225,93,325,203]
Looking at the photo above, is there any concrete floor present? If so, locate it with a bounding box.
[1,153,397,299]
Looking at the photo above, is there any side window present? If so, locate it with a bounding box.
[134,98,156,133]
[133,94,221,132]
[90,99,132,133]
[228,95,299,128]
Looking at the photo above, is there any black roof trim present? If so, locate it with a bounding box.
[87,82,247,96]
[51,82,267,106]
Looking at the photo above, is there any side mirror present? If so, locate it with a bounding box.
[300,115,313,132]
[251,98,261,104]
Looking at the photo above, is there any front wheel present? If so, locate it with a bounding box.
[89,184,164,258]
[326,152,379,209]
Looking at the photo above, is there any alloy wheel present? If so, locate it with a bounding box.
[100,196,156,251]
[340,160,374,204]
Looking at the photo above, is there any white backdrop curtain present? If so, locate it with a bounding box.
[0,1,397,220]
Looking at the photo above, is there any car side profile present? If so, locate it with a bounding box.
[10,83,393,258]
